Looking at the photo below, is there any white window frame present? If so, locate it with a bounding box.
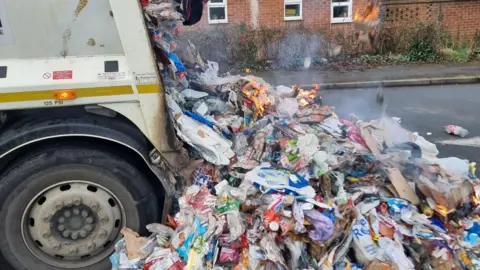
[331,0,353,24]
[284,0,302,21]
[208,0,228,24]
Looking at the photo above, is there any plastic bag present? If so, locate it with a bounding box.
[181,89,209,100]
[297,134,319,163]
[377,237,414,270]
[146,223,175,238]
[192,98,231,116]
[227,211,246,242]
[166,95,234,165]
[275,85,295,98]
[277,98,299,119]
[304,210,334,241]
[436,157,469,176]
[351,210,378,265]
[284,238,305,270]
[259,233,288,269]
[411,132,439,158]
[245,166,316,198]
[198,61,242,86]
[144,248,183,270]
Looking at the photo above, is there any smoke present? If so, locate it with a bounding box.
[273,30,324,68]
[321,87,387,121]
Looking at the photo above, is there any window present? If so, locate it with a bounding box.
[284,0,302,21]
[331,0,352,23]
[208,0,228,24]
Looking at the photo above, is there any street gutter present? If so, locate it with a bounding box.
[307,75,480,90]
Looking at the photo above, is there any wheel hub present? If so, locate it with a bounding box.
[54,205,96,240]
[22,181,124,264]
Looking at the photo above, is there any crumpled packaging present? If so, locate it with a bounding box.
[166,94,234,165]
[121,228,148,260]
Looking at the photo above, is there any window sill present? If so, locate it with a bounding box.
[284,17,302,21]
[331,18,352,24]
[208,20,229,24]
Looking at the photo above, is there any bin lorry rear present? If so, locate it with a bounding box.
[0,0,182,269]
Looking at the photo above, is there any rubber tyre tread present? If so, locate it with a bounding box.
[0,144,159,270]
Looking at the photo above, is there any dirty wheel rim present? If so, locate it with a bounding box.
[21,180,125,268]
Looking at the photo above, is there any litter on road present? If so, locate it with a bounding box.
[111,1,479,269]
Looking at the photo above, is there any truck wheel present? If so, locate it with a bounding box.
[0,145,159,270]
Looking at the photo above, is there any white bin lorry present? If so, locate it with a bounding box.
[0,0,182,268]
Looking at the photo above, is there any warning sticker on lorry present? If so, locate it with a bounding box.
[134,73,158,85]
[0,0,14,45]
[97,72,126,81]
[53,70,73,80]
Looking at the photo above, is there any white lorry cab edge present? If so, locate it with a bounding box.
[0,0,182,269]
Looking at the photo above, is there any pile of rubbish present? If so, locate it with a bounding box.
[111,1,480,270]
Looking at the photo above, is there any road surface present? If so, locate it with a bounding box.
[319,84,480,163]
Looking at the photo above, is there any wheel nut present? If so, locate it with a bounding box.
[86,217,93,224]
[58,224,65,232]
[42,229,51,239]
[64,211,71,217]
[43,213,52,223]
[65,198,74,206]
[53,244,61,251]
[73,208,80,215]
[85,224,93,232]
[87,242,96,250]
[98,229,107,239]
[54,201,64,210]
[58,217,65,223]
[81,210,88,217]
[100,215,109,223]
[80,229,87,238]
[90,202,99,212]
[73,196,82,205]
[63,231,71,238]
[71,232,79,240]
[69,247,78,255]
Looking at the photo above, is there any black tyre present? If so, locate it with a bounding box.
[0,144,159,270]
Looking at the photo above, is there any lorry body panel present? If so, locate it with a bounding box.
[0,0,174,153]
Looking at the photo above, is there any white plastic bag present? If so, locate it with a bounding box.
[377,237,414,270]
[277,98,299,119]
[411,132,439,158]
[351,209,378,265]
[275,85,295,98]
[181,89,209,100]
[166,95,234,165]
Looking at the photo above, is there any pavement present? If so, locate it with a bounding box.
[319,84,480,164]
[255,61,480,89]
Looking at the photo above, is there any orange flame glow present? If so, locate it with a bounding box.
[473,185,479,205]
[436,205,448,217]
[242,80,271,117]
[297,88,318,107]
[354,3,379,23]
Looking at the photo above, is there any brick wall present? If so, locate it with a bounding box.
[188,0,372,31]
[184,0,479,39]
[442,1,480,39]
[383,0,480,39]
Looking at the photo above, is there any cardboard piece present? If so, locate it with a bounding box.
[121,228,147,260]
[387,168,419,205]
[386,184,400,197]
[366,260,399,270]
[359,124,382,156]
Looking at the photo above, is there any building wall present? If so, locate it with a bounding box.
[384,0,480,38]
[186,0,480,39]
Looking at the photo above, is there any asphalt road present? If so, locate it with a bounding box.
[319,84,480,163]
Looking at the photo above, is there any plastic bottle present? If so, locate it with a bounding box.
[444,125,468,137]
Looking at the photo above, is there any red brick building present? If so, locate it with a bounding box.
[191,0,480,38]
